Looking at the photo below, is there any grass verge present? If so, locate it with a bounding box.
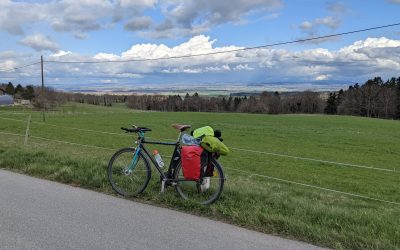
[0,104,399,249]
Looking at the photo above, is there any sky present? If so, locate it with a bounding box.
[0,0,400,93]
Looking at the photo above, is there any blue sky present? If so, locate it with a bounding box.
[1,0,400,93]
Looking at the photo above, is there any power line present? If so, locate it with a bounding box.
[0,61,41,73]
[44,22,400,64]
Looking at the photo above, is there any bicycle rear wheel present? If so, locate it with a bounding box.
[174,157,225,205]
[108,147,151,197]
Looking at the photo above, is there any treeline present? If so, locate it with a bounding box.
[34,90,126,111]
[125,91,325,114]
[125,76,400,119]
[325,77,400,119]
[60,92,126,106]
[1,82,125,110]
[3,76,400,120]
[0,82,35,100]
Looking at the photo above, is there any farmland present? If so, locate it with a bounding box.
[0,103,399,249]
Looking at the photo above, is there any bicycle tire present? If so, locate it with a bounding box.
[108,147,151,197]
[174,157,225,205]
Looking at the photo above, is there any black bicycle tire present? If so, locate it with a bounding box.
[108,147,151,197]
[173,157,225,205]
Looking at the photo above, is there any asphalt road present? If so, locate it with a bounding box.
[0,170,325,250]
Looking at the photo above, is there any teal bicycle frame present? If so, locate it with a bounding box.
[127,130,186,190]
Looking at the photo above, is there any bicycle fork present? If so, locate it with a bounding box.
[125,147,141,175]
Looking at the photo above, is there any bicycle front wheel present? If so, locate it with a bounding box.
[174,157,225,205]
[108,147,151,197]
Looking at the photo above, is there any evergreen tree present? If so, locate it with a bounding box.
[324,92,338,114]
[5,82,15,95]
[15,84,24,94]
[21,85,35,100]
[396,78,400,119]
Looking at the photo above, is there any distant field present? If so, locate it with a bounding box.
[0,103,399,249]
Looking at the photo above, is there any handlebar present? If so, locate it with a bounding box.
[121,126,152,133]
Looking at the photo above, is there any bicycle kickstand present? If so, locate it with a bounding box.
[160,179,166,193]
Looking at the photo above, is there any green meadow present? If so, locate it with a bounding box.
[0,103,399,249]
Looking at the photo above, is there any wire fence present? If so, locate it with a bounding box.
[0,115,397,173]
[0,113,398,207]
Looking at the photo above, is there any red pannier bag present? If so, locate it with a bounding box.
[181,146,203,181]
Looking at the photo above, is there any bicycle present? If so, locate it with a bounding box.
[107,124,225,205]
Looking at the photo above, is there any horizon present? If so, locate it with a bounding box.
[1,1,400,92]
[2,79,357,96]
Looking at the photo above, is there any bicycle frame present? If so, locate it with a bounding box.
[129,130,184,182]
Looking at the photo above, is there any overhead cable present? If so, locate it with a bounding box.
[44,22,400,64]
[0,61,41,73]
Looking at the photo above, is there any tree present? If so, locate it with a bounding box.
[338,84,362,116]
[5,82,14,95]
[300,91,322,113]
[324,92,338,114]
[379,80,396,118]
[260,91,281,114]
[361,77,382,117]
[21,85,35,100]
[396,77,400,119]
[15,84,24,94]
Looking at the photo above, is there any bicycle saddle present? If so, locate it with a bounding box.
[171,124,191,132]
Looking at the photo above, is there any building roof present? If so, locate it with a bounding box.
[0,94,14,105]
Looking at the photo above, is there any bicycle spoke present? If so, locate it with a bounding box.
[174,158,224,205]
[108,148,151,197]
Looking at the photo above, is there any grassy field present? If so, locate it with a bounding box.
[0,103,399,249]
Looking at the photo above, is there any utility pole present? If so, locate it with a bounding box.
[41,55,45,122]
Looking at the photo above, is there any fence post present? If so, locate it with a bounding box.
[24,114,31,146]
[41,55,45,122]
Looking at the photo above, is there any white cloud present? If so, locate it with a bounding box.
[205,65,231,72]
[0,0,282,40]
[124,16,152,31]
[315,74,332,81]
[94,53,120,60]
[300,16,341,34]
[100,79,118,84]
[147,0,283,38]
[121,35,243,62]
[19,34,59,52]
[327,2,347,13]
[299,21,313,30]
[116,73,143,78]
[73,32,88,40]
[234,64,254,71]
[85,36,400,78]
[4,35,400,89]
[51,50,73,57]
[316,16,341,29]
[0,60,18,70]
[0,0,156,38]
[116,0,156,9]
[297,16,342,44]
